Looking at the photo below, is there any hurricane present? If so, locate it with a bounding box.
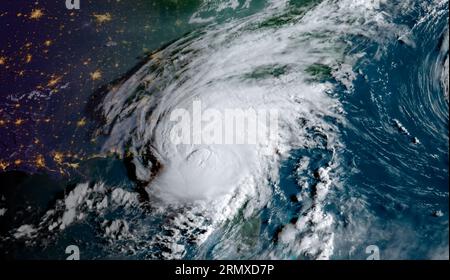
[1,0,448,260]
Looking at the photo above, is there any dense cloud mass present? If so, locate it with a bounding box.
[0,0,448,260]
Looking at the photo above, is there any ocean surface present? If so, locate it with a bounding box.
[0,0,448,260]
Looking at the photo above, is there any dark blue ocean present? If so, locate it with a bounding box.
[0,0,447,260]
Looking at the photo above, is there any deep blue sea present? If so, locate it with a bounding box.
[0,0,448,260]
